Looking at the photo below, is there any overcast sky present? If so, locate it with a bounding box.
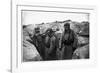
[22,11,89,25]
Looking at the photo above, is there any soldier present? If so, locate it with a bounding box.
[44,28,59,60]
[60,23,78,59]
[31,27,45,60]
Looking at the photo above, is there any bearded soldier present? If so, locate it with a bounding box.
[60,23,78,59]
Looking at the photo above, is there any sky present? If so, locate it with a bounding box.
[22,10,89,25]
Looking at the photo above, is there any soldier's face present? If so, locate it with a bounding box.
[64,25,70,30]
[35,31,40,35]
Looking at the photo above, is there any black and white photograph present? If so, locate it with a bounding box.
[10,1,97,72]
[22,10,89,62]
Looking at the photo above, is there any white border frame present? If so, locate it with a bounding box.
[11,1,97,73]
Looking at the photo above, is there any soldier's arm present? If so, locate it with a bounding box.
[48,36,55,54]
[60,33,64,50]
[72,31,78,51]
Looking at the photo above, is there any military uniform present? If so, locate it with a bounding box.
[44,29,59,60]
[60,23,78,59]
